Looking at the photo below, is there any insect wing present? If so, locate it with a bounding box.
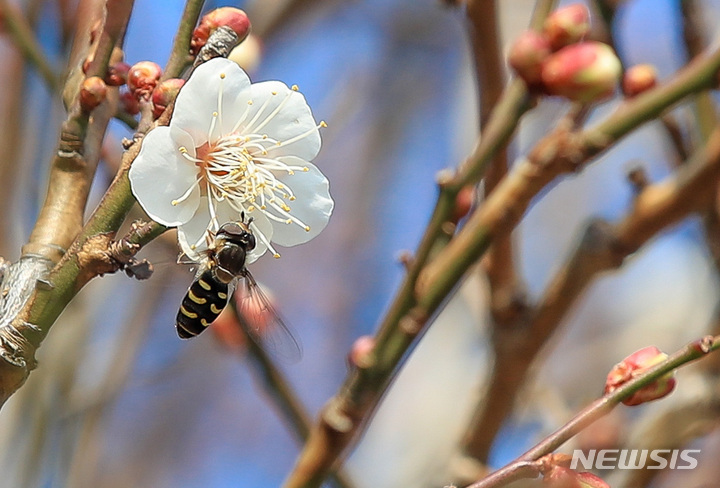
[233,273,302,363]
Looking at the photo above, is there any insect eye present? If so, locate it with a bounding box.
[247,233,256,250]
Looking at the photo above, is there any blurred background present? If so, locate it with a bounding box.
[0,0,720,487]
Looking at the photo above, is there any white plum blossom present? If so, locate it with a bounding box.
[129,57,333,263]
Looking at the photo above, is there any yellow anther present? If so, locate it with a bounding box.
[289,196,296,201]
[285,219,292,224]
[272,91,278,95]
[247,100,253,105]
[320,121,328,128]
[302,167,309,172]
[273,253,281,258]
[288,170,295,175]
[261,205,267,210]
[282,204,291,212]
[220,73,226,79]
[304,226,311,232]
[262,134,268,139]
[171,200,178,206]
[291,85,299,91]
[190,245,196,250]
[247,205,255,212]
[179,146,188,153]
[212,111,218,117]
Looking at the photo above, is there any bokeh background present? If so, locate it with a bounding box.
[0,0,720,487]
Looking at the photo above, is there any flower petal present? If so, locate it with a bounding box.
[269,158,333,247]
[171,58,251,146]
[245,211,273,263]
[129,127,200,226]
[235,81,321,161]
[177,197,242,260]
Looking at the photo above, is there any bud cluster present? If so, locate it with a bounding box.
[508,4,626,104]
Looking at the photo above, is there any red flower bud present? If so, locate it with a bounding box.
[105,61,130,86]
[544,466,609,488]
[348,335,375,369]
[541,41,621,103]
[509,30,552,86]
[119,90,140,116]
[544,4,591,50]
[191,7,251,55]
[79,76,107,112]
[151,78,185,118]
[622,64,658,97]
[604,346,676,406]
[127,61,162,100]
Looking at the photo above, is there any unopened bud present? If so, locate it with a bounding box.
[127,61,162,100]
[452,186,475,223]
[191,7,251,55]
[605,346,676,406]
[544,466,609,488]
[105,61,130,86]
[152,78,185,118]
[541,42,621,103]
[543,4,590,50]
[622,64,657,97]
[119,90,140,115]
[228,34,263,73]
[348,335,375,369]
[211,307,247,354]
[509,30,552,86]
[79,76,107,112]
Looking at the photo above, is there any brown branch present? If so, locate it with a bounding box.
[465,335,720,488]
[462,122,720,461]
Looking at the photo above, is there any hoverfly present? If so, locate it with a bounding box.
[175,218,300,359]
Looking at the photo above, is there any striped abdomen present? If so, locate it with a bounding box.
[176,269,229,339]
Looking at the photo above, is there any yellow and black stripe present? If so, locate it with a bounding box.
[175,269,229,339]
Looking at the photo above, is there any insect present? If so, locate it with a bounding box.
[175,218,300,358]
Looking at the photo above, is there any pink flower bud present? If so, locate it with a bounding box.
[191,7,251,55]
[452,186,475,223]
[544,466,609,488]
[211,307,247,354]
[348,335,375,369]
[622,64,658,97]
[119,90,140,116]
[543,4,591,50]
[604,346,676,406]
[79,76,107,112]
[127,61,162,100]
[151,78,185,118]
[541,41,621,103]
[509,30,552,86]
[105,61,130,86]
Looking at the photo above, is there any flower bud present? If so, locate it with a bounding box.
[228,34,263,74]
[211,307,247,354]
[604,346,676,406]
[544,466,609,488]
[348,335,375,369]
[105,61,130,86]
[452,185,475,223]
[119,90,140,116]
[127,61,162,100]
[191,7,251,55]
[543,4,590,50]
[509,30,552,86]
[541,41,621,103]
[79,76,107,112]
[151,78,185,118]
[622,64,657,97]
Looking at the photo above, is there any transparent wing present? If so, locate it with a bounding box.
[231,272,302,363]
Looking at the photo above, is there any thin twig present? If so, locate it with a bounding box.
[163,0,206,80]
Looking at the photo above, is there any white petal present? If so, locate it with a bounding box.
[171,58,251,146]
[177,198,242,260]
[269,158,333,247]
[129,126,200,226]
[245,211,273,264]
[236,81,321,161]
